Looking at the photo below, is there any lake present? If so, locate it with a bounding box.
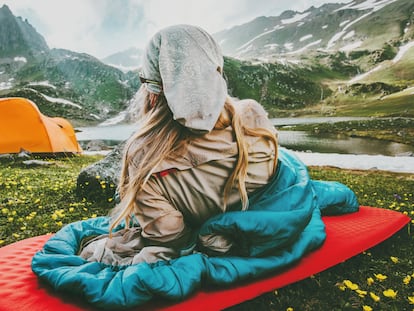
[75,118,414,157]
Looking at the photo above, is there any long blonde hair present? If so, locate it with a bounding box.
[109,88,278,233]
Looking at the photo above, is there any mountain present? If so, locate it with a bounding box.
[213,0,414,62]
[101,47,143,72]
[213,0,414,117]
[1,1,413,125]
[0,4,140,125]
[0,4,48,59]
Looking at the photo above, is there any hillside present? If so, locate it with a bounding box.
[0,5,140,125]
[210,0,414,117]
[1,0,414,124]
[214,0,414,61]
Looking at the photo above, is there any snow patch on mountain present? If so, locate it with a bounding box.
[339,20,350,27]
[28,81,57,89]
[236,25,285,52]
[14,56,27,63]
[340,40,363,52]
[40,93,83,109]
[392,41,414,63]
[281,12,310,25]
[348,64,384,83]
[265,43,279,50]
[287,40,322,55]
[343,30,355,40]
[327,11,372,49]
[326,0,399,50]
[107,63,140,73]
[335,0,398,12]
[300,34,313,42]
[0,81,12,90]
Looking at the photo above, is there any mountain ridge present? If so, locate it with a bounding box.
[213,0,414,62]
[1,1,413,125]
[0,4,139,125]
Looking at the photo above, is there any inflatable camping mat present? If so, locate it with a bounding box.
[0,206,409,311]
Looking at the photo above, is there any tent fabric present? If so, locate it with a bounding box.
[31,148,360,310]
[0,97,82,154]
[0,206,409,311]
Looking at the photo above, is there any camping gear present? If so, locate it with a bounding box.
[31,147,360,309]
[0,97,82,154]
[0,206,409,311]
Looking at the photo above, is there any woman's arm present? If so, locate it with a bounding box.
[134,176,196,258]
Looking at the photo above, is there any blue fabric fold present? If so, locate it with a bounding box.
[31,148,359,310]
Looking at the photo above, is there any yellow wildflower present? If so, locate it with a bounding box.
[362,305,373,311]
[383,289,397,299]
[367,277,375,285]
[356,289,367,297]
[403,275,411,285]
[343,280,359,290]
[390,256,399,263]
[374,274,387,281]
[286,308,294,311]
[370,292,380,302]
[408,296,414,304]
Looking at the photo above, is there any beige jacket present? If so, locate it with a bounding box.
[127,99,277,255]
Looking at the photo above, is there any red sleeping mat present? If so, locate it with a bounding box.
[0,206,410,311]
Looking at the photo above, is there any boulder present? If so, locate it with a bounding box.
[76,142,125,205]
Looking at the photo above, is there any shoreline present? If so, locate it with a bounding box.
[82,149,414,174]
[294,151,414,174]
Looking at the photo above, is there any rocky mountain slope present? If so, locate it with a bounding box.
[214,0,414,61]
[0,4,139,125]
[1,0,413,125]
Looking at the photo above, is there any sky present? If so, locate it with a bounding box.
[1,0,346,59]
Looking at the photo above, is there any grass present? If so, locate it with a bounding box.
[0,155,413,310]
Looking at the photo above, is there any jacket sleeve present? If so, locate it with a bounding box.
[134,175,196,257]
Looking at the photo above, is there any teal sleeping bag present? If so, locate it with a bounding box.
[31,148,359,309]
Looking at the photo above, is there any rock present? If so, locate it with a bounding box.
[84,140,112,151]
[17,149,31,158]
[22,159,53,166]
[0,153,14,161]
[76,141,125,205]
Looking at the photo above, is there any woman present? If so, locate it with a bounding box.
[33,24,358,308]
[79,24,279,264]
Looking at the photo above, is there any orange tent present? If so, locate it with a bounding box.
[0,97,82,154]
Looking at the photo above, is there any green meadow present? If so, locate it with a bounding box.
[0,155,412,311]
